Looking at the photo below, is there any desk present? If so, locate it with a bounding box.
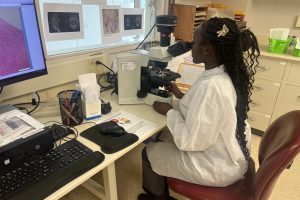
[42,91,167,200]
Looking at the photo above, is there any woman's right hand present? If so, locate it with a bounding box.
[167,82,184,99]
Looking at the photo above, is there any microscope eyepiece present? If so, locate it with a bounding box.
[156,15,177,47]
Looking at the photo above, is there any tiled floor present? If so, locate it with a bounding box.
[61,134,300,200]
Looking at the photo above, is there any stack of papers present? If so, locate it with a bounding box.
[78,73,100,103]
[0,109,45,147]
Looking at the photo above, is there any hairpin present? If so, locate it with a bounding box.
[216,24,229,37]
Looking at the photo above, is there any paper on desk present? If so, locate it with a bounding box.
[177,63,205,86]
[0,109,45,147]
[78,73,100,103]
[99,110,159,138]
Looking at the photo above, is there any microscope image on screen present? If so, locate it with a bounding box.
[102,9,120,35]
[124,14,142,30]
[48,12,80,33]
[0,1,47,87]
[0,7,30,76]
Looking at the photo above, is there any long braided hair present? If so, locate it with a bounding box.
[200,17,260,161]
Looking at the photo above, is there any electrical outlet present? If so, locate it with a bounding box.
[296,14,300,28]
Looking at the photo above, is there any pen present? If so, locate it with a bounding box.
[64,91,70,125]
[70,90,80,113]
[70,90,80,104]
[60,104,79,124]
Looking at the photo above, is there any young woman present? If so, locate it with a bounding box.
[138,17,260,200]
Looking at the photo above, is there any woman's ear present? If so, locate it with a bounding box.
[203,44,212,56]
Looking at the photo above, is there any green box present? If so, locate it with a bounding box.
[293,48,300,57]
[268,38,291,54]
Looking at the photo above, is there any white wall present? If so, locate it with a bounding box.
[209,0,300,42]
[247,0,300,37]
[211,0,248,18]
[174,0,211,6]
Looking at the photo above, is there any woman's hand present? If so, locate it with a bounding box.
[153,101,173,116]
[167,82,184,99]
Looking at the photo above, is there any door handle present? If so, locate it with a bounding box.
[248,116,256,121]
[250,101,261,107]
[257,66,270,71]
[253,86,264,91]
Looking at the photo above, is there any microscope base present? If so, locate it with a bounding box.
[143,93,173,105]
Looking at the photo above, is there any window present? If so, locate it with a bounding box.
[37,0,147,57]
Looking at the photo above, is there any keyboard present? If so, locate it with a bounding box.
[0,139,105,200]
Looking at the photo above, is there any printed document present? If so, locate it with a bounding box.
[97,110,159,138]
[0,109,45,147]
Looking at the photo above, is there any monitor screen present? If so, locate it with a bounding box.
[121,8,144,36]
[124,14,142,30]
[0,0,47,87]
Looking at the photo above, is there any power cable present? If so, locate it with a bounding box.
[135,23,156,50]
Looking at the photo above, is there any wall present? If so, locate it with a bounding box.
[176,0,300,39]
[247,0,300,38]
[0,43,137,103]
[174,0,211,6]
[211,0,248,18]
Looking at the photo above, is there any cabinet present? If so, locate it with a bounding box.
[172,4,208,42]
[274,62,300,119]
[248,57,284,131]
[248,53,300,132]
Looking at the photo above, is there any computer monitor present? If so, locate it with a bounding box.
[121,8,144,36]
[0,0,47,87]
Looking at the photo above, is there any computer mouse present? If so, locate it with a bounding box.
[98,121,126,137]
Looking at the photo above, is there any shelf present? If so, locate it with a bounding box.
[172,4,208,42]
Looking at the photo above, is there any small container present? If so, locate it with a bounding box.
[293,38,300,57]
[268,37,292,54]
[57,90,83,126]
[234,10,245,22]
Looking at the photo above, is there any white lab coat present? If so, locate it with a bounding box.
[147,65,251,187]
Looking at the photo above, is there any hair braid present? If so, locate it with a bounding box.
[201,18,260,161]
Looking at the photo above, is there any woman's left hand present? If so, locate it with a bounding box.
[153,101,173,116]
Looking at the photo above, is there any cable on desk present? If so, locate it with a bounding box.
[27,92,40,115]
[13,106,29,113]
[96,60,115,76]
[97,72,114,92]
[135,23,156,50]
[95,61,118,93]
[81,121,97,126]
[44,121,79,148]
[13,101,47,114]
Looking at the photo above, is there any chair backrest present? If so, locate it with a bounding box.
[252,110,300,200]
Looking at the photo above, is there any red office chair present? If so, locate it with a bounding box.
[168,110,300,200]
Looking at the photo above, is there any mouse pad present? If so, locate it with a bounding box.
[80,124,139,154]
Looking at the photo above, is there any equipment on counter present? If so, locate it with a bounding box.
[117,15,192,105]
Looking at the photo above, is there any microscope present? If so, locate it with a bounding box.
[117,15,192,105]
